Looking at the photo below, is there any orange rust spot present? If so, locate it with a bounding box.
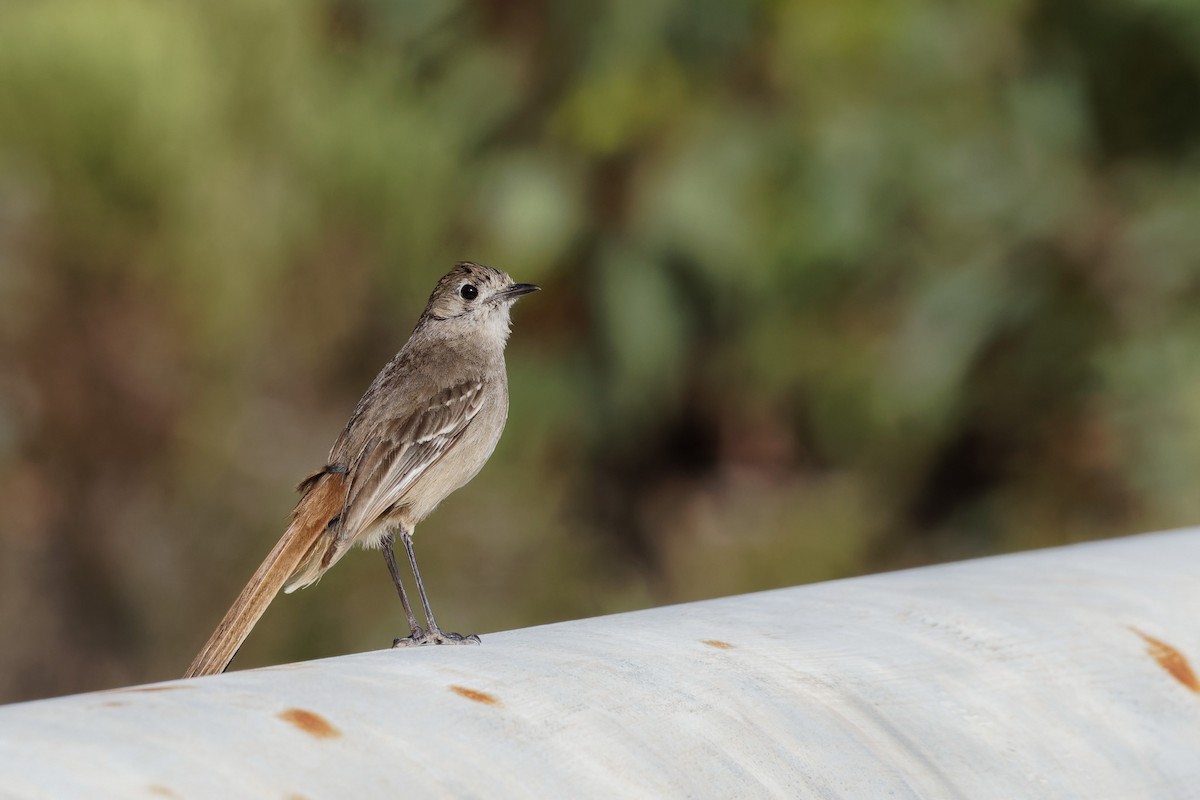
[449,685,501,706]
[278,708,341,738]
[99,701,129,708]
[703,640,734,650]
[147,786,179,798]
[1131,628,1200,694]
[113,685,189,694]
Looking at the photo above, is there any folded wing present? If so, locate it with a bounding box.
[283,377,487,591]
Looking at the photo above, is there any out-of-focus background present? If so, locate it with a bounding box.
[2,0,1199,704]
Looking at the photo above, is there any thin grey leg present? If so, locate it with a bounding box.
[381,530,423,639]
[393,530,480,646]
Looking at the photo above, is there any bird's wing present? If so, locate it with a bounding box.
[335,377,487,544]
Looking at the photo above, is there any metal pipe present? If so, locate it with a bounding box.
[1,529,1199,798]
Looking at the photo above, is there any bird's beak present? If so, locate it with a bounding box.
[499,283,540,300]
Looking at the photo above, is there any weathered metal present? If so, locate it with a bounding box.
[1,528,1198,798]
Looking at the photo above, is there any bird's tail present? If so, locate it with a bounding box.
[184,471,347,678]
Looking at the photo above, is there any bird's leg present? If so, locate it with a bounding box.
[392,529,481,647]
[381,531,425,642]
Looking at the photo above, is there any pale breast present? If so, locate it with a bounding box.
[400,377,509,524]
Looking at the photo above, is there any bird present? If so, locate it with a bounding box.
[184,262,539,678]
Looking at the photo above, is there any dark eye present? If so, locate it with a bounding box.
[460,284,478,301]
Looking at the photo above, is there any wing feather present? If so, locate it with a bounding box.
[334,378,486,547]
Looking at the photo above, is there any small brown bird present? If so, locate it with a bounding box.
[185,262,538,678]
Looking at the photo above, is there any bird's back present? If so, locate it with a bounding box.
[282,329,509,589]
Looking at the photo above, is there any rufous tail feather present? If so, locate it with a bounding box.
[184,472,346,678]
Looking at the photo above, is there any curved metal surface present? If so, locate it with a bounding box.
[1,529,1199,798]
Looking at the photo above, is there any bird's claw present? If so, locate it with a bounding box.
[392,627,481,647]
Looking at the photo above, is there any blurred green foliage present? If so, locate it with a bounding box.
[2,0,1200,702]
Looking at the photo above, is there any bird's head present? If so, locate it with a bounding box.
[421,262,539,344]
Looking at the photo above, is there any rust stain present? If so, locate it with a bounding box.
[1130,628,1200,693]
[146,785,179,798]
[703,640,735,650]
[99,701,130,708]
[449,685,501,706]
[278,708,342,738]
[112,685,189,695]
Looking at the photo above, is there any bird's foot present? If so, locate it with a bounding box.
[392,626,481,648]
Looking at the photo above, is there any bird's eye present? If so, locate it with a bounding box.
[460,284,478,301]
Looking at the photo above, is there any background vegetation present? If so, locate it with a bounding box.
[2,0,1199,702]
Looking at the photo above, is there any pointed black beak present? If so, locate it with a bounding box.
[501,283,540,300]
